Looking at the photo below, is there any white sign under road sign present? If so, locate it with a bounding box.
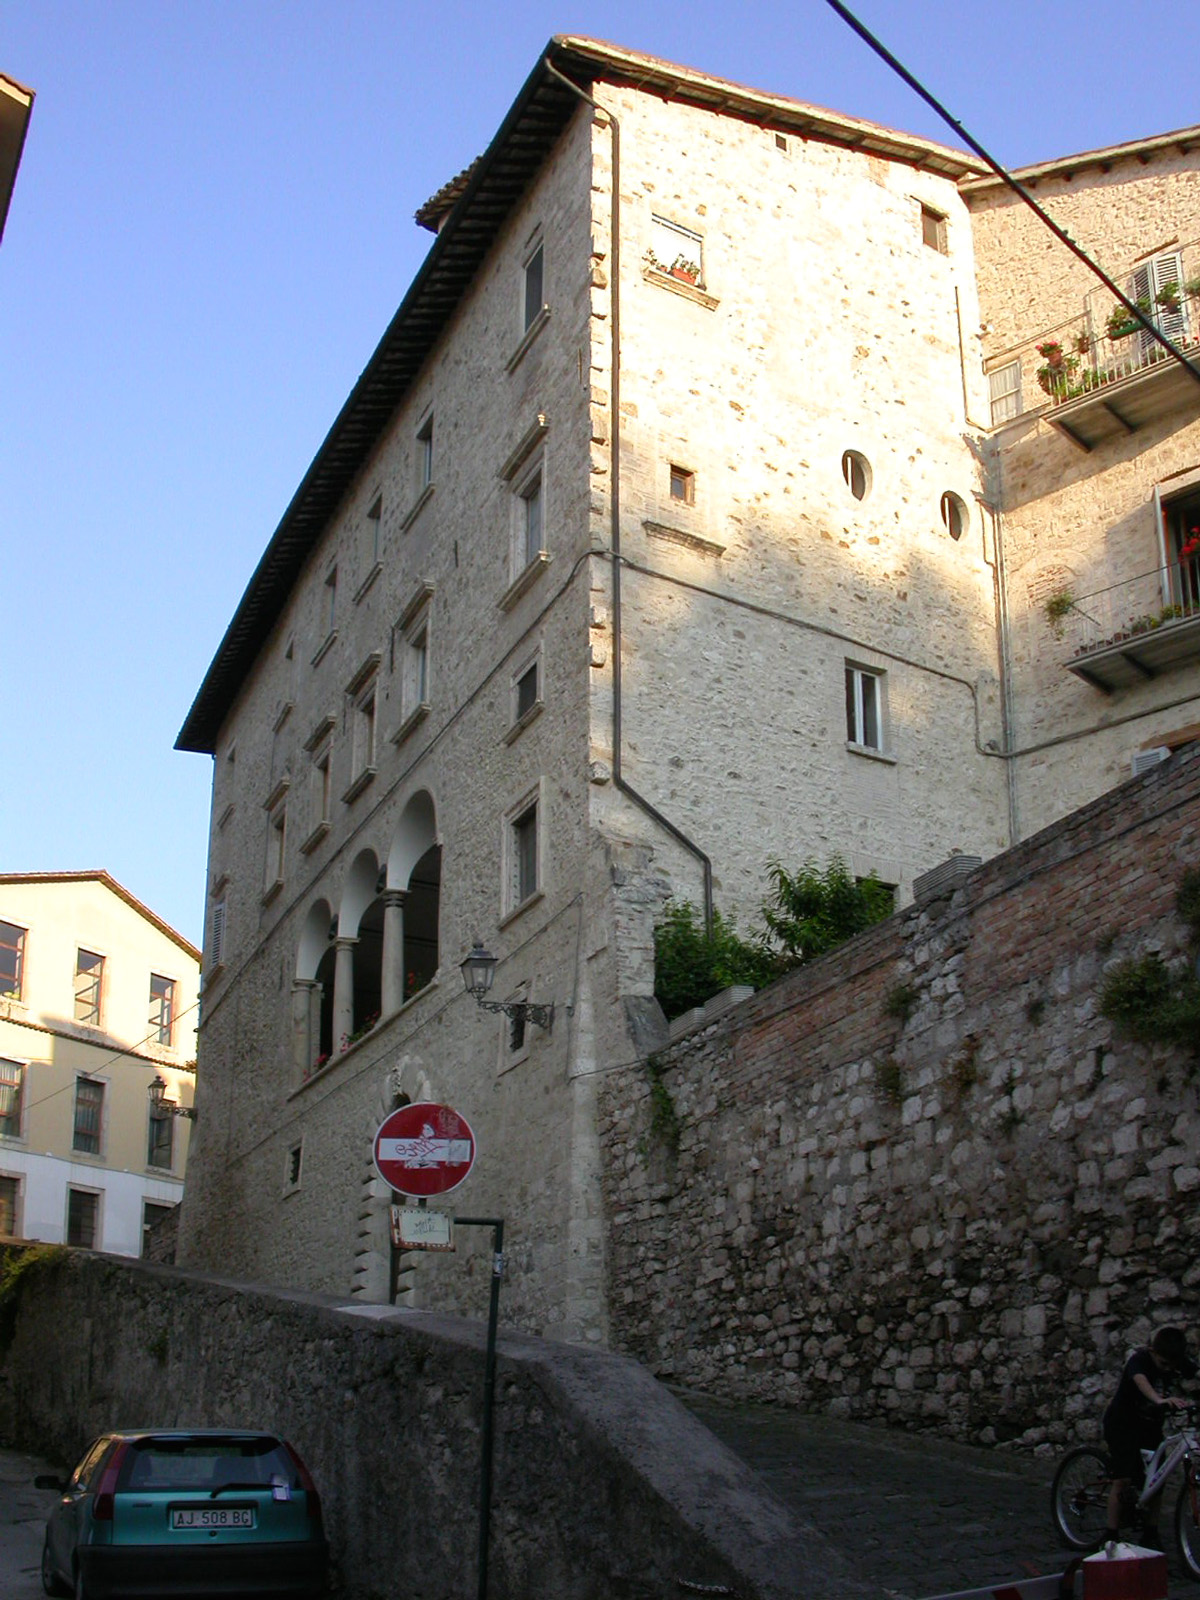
[391,1206,455,1251]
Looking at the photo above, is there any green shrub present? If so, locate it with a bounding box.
[759,856,894,965]
[1100,952,1200,1053]
[652,901,776,1021]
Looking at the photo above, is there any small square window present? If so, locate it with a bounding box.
[921,204,948,255]
[74,950,104,1024]
[0,921,26,1001]
[523,242,545,333]
[73,1077,104,1155]
[845,664,885,752]
[0,1174,20,1236]
[649,215,704,288]
[67,1187,99,1249]
[669,465,695,505]
[0,1058,24,1138]
[149,975,176,1047]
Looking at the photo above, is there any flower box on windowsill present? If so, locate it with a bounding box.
[642,265,719,311]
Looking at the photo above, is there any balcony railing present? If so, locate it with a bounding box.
[989,241,1200,449]
[1050,556,1200,691]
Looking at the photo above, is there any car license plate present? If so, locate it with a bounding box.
[171,1506,256,1529]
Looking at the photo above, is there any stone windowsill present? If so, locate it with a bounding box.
[400,482,435,533]
[499,888,544,930]
[299,820,331,856]
[499,552,552,612]
[846,741,897,765]
[354,562,383,604]
[341,766,377,805]
[643,519,726,559]
[642,267,719,311]
[311,630,338,668]
[261,878,284,907]
[389,702,431,748]
[217,803,236,829]
[503,700,544,745]
[506,305,550,374]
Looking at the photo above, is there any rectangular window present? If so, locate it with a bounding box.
[416,414,434,489]
[515,660,538,722]
[73,1077,104,1155]
[209,899,226,968]
[845,665,885,752]
[286,1142,303,1191]
[649,215,704,287]
[508,797,539,911]
[523,242,544,332]
[353,681,377,778]
[0,920,25,1000]
[1131,250,1189,356]
[520,468,544,568]
[0,1059,23,1138]
[988,361,1022,426]
[670,464,695,505]
[403,623,429,716]
[149,975,175,1047]
[141,1200,175,1258]
[147,1105,174,1169]
[311,742,332,834]
[921,204,948,254]
[1163,487,1200,612]
[368,495,382,563]
[74,949,104,1024]
[265,801,286,895]
[324,568,337,634]
[66,1187,98,1249]
[0,1174,19,1236]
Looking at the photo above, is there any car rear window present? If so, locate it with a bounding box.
[117,1437,296,1492]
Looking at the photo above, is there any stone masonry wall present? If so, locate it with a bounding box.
[599,746,1200,1448]
[0,1249,873,1600]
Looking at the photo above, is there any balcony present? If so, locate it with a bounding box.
[989,244,1200,450]
[1050,558,1200,692]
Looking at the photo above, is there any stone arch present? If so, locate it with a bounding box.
[294,898,335,1074]
[385,790,441,1002]
[339,848,384,1035]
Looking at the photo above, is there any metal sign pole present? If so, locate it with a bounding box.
[456,1216,504,1600]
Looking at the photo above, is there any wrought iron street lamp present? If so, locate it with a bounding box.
[148,1075,197,1121]
[459,942,554,1031]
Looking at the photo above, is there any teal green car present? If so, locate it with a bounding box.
[38,1429,328,1599]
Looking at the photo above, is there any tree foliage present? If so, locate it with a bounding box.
[652,857,894,1020]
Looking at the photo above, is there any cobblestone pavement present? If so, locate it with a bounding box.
[679,1394,1196,1599]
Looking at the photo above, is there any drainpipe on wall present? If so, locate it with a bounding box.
[979,480,1019,848]
[544,59,715,931]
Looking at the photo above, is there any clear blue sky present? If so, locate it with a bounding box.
[4,0,1199,947]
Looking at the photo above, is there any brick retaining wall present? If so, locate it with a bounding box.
[599,748,1200,1448]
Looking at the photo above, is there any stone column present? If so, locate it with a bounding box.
[380,889,408,1017]
[333,936,357,1051]
[291,979,318,1073]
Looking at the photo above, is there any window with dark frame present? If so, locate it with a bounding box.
[520,470,544,567]
[670,465,695,505]
[0,1174,18,1236]
[417,415,434,489]
[0,921,25,1000]
[73,1077,104,1155]
[941,492,968,541]
[842,451,870,501]
[147,1104,174,1169]
[845,665,884,752]
[149,975,175,1047]
[74,949,104,1023]
[141,1200,175,1258]
[0,1059,23,1138]
[324,568,337,635]
[921,204,947,254]
[1164,488,1200,612]
[512,803,538,907]
[66,1187,98,1248]
[367,495,383,564]
[287,1143,303,1187]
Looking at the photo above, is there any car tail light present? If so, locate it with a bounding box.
[283,1441,323,1536]
[91,1442,130,1521]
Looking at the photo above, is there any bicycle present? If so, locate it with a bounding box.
[1051,1401,1200,1577]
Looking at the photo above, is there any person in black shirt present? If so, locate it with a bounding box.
[1103,1325,1196,1547]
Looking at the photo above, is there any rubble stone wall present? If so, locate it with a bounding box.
[599,748,1200,1448]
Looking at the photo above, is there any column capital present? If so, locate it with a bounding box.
[334,934,359,952]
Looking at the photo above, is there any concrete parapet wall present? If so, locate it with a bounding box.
[599,748,1200,1448]
[0,1248,871,1600]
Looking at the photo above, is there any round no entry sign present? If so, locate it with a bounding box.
[373,1101,476,1197]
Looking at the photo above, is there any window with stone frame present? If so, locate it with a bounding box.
[0,1173,19,1236]
[66,1186,99,1248]
[516,463,544,572]
[416,413,434,490]
[343,655,382,801]
[522,240,545,333]
[647,215,705,288]
[845,663,887,754]
[1163,485,1200,612]
[149,974,175,1047]
[504,784,542,916]
[147,1102,174,1170]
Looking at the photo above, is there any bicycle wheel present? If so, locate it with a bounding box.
[1052,1445,1112,1549]
[1176,1474,1200,1580]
